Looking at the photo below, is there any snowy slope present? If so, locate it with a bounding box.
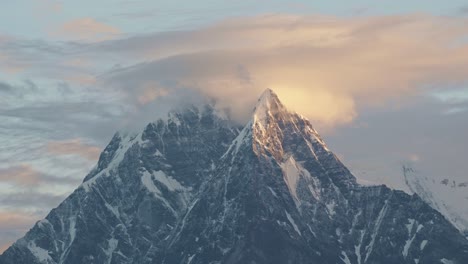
[403,166,468,239]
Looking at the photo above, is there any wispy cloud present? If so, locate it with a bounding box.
[0,165,40,186]
[46,138,101,161]
[0,165,81,187]
[114,9,160,20]
[52,18,121,41]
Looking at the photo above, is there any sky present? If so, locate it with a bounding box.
[1,0,468,252]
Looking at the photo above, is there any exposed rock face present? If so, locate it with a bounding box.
[2,90,468,264]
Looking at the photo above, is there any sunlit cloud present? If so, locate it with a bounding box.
[0,165,40,186]
[137,83,169,105]
[46,138,101,161]
[98,14,468,129]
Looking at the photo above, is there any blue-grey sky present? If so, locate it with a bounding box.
[1,0,468,252]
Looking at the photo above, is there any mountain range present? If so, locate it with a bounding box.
[1,89,467,264]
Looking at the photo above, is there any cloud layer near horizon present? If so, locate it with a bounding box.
[97,14,468,128]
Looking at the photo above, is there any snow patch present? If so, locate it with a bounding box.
[308,184,321,201]
[365,200,389,262]
[403,220,423,258]
[267,187,277,197]
[280,156,303,202]
[417,224,423,232]
[341,251,352,264]
[326,200,337,217]
[141,171,162,196]
[285,211,301,236]
[153,170,185,191]
[28,241,53,263]
[154,149,163,157]
[403,234,416,258]
[406,219,415,234]
[355,229,365,264]
[69,217,76,245]
[105,238,118,264]
[440,259,455,264]
[82,132,142,192]
[222,121,252,160]
[420,240,428,251]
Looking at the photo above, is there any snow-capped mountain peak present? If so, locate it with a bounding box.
[2,90,468,264]
[252,88,286,123]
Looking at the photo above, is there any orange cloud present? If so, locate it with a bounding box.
[0,165,40,186]
[0,211,37,230]
[53,18,120,41]
[46,138,101,160]
[102,14,468,130]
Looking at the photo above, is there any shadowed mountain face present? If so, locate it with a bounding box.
[2,89,468,264]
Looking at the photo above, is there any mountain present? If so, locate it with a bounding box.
[1,89,468,264]
[403,166,468,240]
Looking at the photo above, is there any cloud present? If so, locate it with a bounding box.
[137,84,169,105]
[0,211,38,232]
[97,14,468,129]
[0,165,81,187]
[0,165,40,186]
[46,138,101,160]
[5,14,468,129]
[53,18,120,41]
[431,89,468,104]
